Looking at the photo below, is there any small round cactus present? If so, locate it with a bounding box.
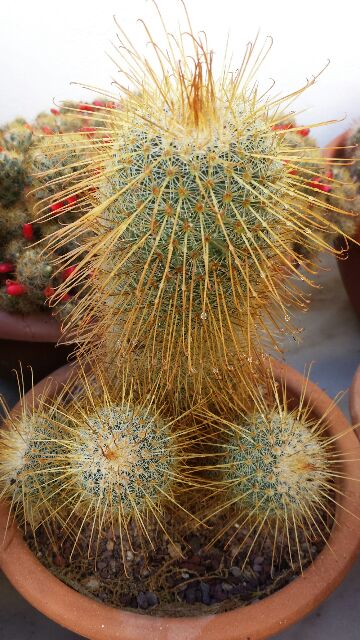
[0,150,25,206]
[16,248,53,292]
[67,404,176,518]
[224,412,327,521]
[1,120,33,153]
[201,366,340,565]
[0,399,66,530]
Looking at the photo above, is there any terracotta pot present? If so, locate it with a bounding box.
[323,129,350,160]
[349,364,360,427]
[325,129,360,321]
[0,311,72,386]
[0,360,359,640]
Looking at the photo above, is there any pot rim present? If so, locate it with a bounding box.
[0,360,359,640]
[0,310,61,343]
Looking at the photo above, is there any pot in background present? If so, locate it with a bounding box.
[0,311,72,386]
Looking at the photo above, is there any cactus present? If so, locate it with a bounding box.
[1,7,358,608]
[0,108,93,315]
[0,386,67,531]
[348,124,360,185]
[1,120,33,153]
[0,150,25,206]
[41,26,352,380]
[0,202,27,236]
[325,166,360,239]
[199,366,342,567]
[1,362,197,555]
[16,247,53,292]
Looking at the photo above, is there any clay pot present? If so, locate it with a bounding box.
[325,129,360,321]
[0,311,72,386]
[0,361,360,640]
[349,364,360,427]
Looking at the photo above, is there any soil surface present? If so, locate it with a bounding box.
[25,508,331,617]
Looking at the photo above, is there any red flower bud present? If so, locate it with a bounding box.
[22,223,34,240]
[79,104,95,112]
[41,126,54,135]
[66,195,78,205]
[44,286,55,298]
[0,262,14,274]
[298,128,310,137]
[50,108,60,116]
[62,265,77,281]
[50,201,65,214]
[6,282,27,296]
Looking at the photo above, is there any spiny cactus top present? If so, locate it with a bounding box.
[198,362,342,566]
[69,404,175,515]
[41,17,351,379]
[224,411,328,518]
[0,406,66,529]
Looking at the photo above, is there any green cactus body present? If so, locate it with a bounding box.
[42,33,352,380]
[0,412,65,528]
[0,202,27,235]
[225,412,327,521]
[69,405,175,517]
[327,167,360,238]
[0,150,25,206]
[2,236,26,262]
[2,121,33,153]
[16,248,53,292]
[349,125,360,185]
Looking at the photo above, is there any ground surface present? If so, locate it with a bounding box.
[1,253,360,639]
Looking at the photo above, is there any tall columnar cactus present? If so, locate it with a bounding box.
[41,27,351,383]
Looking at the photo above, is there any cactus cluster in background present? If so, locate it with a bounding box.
[0,4,358,613]
[0,101,110,316]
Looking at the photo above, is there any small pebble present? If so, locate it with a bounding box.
[106,539,115,552]
[126,550,134,561]
[167,542,182,559]
[145,591,158,607]
[200,582,211,605]
[230,566,242,577]
[83,576,100,591]
[137,592,149,610]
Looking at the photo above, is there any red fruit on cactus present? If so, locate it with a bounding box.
[50,108,60,116]
[298,128,310,137]
[66,195,78,205]
[61,266,77,281]
[50,201,65,214]
[79,104,95,112]
[6,282,27,296]
[59,293,71,302]
[22,223,34,240]
[44,286,55,298]
[0,262,14,274]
